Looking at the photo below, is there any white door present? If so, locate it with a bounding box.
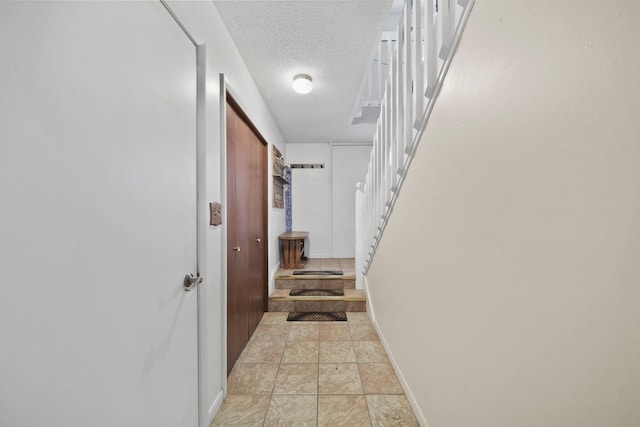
[331,145,373,258]
[0,2,198,426]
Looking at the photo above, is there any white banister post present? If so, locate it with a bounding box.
[380,96,387,211]
[412,0,424,130]
[389,40,398,192]
[384,83,392,205]
[403,1,413,154]
[355,182,365,289]
[378,122,382,217]
[425,0,438,99]
[359,0,474,272]
[395,17,405,175]
[439,0,456,59]
[369,147,375,250]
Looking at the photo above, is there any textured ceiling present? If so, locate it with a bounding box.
[213,0,393,144]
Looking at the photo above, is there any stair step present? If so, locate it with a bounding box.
[275,276,355,290]
[268,289,366,313]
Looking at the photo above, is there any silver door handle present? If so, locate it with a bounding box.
[184,273,203,292]
[255,238,261,243]
[233,246,241,252]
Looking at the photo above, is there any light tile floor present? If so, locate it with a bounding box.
[211,311,419,426]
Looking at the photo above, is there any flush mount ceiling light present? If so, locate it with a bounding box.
[292,74,313,94]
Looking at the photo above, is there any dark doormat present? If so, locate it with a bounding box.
[292,270,343,276]
[289,289,344,297]
[287,312,347,322]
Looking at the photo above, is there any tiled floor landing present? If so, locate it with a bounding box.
[211,311,419,426]
[271,258,366,312]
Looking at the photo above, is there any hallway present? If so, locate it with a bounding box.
[3,1,639,426]
[212,311,419,426]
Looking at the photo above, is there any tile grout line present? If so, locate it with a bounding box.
[317,323,323,425]
[264,318,281,426]
[316,361,320,426]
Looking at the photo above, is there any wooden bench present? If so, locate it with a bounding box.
[279,231,308,269]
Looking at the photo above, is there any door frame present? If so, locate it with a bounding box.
[220,74,229,398]
[220,75,270,395]
[195,43,208,427]
[160,3,209,427]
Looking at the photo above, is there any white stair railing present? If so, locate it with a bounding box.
[356,0,475,279]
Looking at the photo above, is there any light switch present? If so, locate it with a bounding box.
[210,202,222,226]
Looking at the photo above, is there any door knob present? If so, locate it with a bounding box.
[233,246,241,252]
[184,273,203,292]
[255,238,261,243]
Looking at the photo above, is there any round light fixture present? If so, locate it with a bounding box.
[292,74,313,94]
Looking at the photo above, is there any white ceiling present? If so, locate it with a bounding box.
[213,0,394,144]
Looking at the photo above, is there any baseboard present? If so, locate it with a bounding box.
[307,253,330,258]
[364,275,429,427]
[269,262,281,295]
[208,389,225,425]
[362,275,375,324]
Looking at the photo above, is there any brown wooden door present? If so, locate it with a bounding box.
[226,97,268,375]
[248,129,268,337]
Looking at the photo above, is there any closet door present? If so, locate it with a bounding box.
[226,98,268,375]
[226,104,248,374]
[248,131,267,337]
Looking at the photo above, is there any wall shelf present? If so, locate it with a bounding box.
[272,146,286,208]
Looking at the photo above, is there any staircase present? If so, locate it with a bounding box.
[268,258,366,313]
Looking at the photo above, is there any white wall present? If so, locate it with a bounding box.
[0,2,287,426]
[0,3,199,426]
[287,143,371,258]
[332,145,372,257]
[287,144,332,257]
[167,0,287,288]
[166,3,287,423]
[366,1,640,426]
[164,6,287,422]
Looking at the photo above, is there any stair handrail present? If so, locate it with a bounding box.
[356,0,476,277]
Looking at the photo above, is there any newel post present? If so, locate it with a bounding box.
[355,182,365,289]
